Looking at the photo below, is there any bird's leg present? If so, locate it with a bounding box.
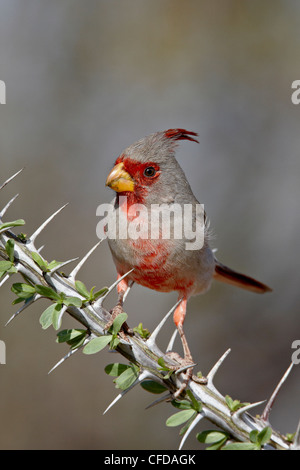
[168,297,207,398]
[173,297,194,365]
[105,275,133,334]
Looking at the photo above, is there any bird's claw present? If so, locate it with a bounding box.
[165,351,207,398]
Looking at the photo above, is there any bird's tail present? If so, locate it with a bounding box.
[213,259,272,294]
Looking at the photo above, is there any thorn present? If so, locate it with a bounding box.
[49,257,79,274]
[232,400,266,424]
[48,339,89,374]
[207,348,231,383]
[37,245,45,253]
[166,329,178,352]
[122,280,134,303]
[5,295,39,326]
[145,392,172,410]
[68,240,103,281]
[179,413,203,450]
[291,418,300,450]
[0,274,10,288]
[0,168,24,191]
[146,299,182,349]
[261,362,294,423]
[103,371,149,415]
[175,363,197,375]
[0,194,19,218]
[57,304,68,330]
[95,268,134,307]
[29,203,69,243]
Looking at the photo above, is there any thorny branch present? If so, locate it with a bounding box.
[0,170,298,450]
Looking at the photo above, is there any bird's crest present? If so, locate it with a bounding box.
[164,128,199,144]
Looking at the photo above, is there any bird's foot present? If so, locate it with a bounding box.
[165,351,207,398]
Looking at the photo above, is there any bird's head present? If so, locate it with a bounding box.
[106,128,199,206]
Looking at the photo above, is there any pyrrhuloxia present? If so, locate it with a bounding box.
[105,129,271,384]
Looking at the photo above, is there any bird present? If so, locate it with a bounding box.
[105,128,271,390]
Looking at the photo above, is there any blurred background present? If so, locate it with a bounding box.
[0,0,299,450]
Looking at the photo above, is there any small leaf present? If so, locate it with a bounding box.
[47,260,62,271]
[93,287,109,300]
[0,260,13,273]
[0,219,25,231]
[111,312,128,335]
[257,426,272,447]
[166,409,196,427]
[133,322,151,339]
[83,335,112,355]
[109,336,120,349]
[186,390,202,412]
[5,239,15,262]
[249,429,259,443]
[11,282,35,299]
[35,285,61,301]
[171,399,193,410]
[31,252,48,271]
[56,329,87,344]
[52,303,63,330]
[225,394,249,412]
[75,280,90,299]
[197,430,228,444]
[39,303,57,330]
[222,442,259,450]
[114,365,139,390]
[104,363,131,377]
[140,380,168,394]
[63,296,82,308]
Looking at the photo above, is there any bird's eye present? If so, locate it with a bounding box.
[143,167,156,177]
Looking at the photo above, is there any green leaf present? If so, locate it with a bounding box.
[186,390,202,412]
[140,380,168,394]
[11,282,35,299]
[75,280,90,299]
[257,426,272,447]
[31,252,48,271]
[114,365,139,390]
[166,409,197,427]
[0,219,25,231]
[39,303,57,330]
[222,442,259,450]
[47,260,62,271]
[133,322,151,339]
[225,394,250,412]
[52,303,63,330]
[7,265,17,274]
[63,296,82,308]
[110,312,128,335]
[104,363,131,377]
[171,399,194,410]
[93,287,109,300]
[83,335,112,355]
[0,260,13,273]
[109,336,120,349]
[5,239,15,262]
[34,285,61,301]
[56,329,87,344]
[249,429,259,443]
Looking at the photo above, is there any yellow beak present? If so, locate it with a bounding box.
[106,162,135,192]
